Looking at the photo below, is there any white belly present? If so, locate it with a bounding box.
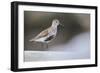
[49,27,57,36]
[34,37,47,43]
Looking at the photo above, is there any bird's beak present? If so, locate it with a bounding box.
[59,23,64,27]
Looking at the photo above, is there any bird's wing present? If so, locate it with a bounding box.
[34,28,50,39]
[45,35,55,42]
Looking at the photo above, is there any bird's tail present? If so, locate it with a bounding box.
[29,38,36,42]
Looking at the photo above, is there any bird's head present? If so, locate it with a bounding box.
[52,19,63,27]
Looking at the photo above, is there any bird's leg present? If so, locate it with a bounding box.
[41,43,43,49]
[42,43,44,49]
[45,43,47,49]
[47,44,48,49]
[46,43,48,49]
[43,43,45,50]
[42,43,46,51]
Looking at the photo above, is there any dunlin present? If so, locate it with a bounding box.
[29,19,63,48]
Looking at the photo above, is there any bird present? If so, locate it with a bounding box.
[29,19,63,48]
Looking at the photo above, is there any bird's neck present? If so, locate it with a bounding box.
[51,24,58,29]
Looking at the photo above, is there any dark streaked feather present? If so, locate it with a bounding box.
[34,28,49,39]
[45,35,54,42]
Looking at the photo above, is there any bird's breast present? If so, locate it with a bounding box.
[49,28,57,35]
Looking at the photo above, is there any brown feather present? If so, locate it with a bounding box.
[34,28,49,39]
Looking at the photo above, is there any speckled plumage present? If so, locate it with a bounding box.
[29,19,62,43]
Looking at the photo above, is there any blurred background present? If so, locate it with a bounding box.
[24,11,90,51]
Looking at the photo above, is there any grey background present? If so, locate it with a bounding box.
[24,11,90,51]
